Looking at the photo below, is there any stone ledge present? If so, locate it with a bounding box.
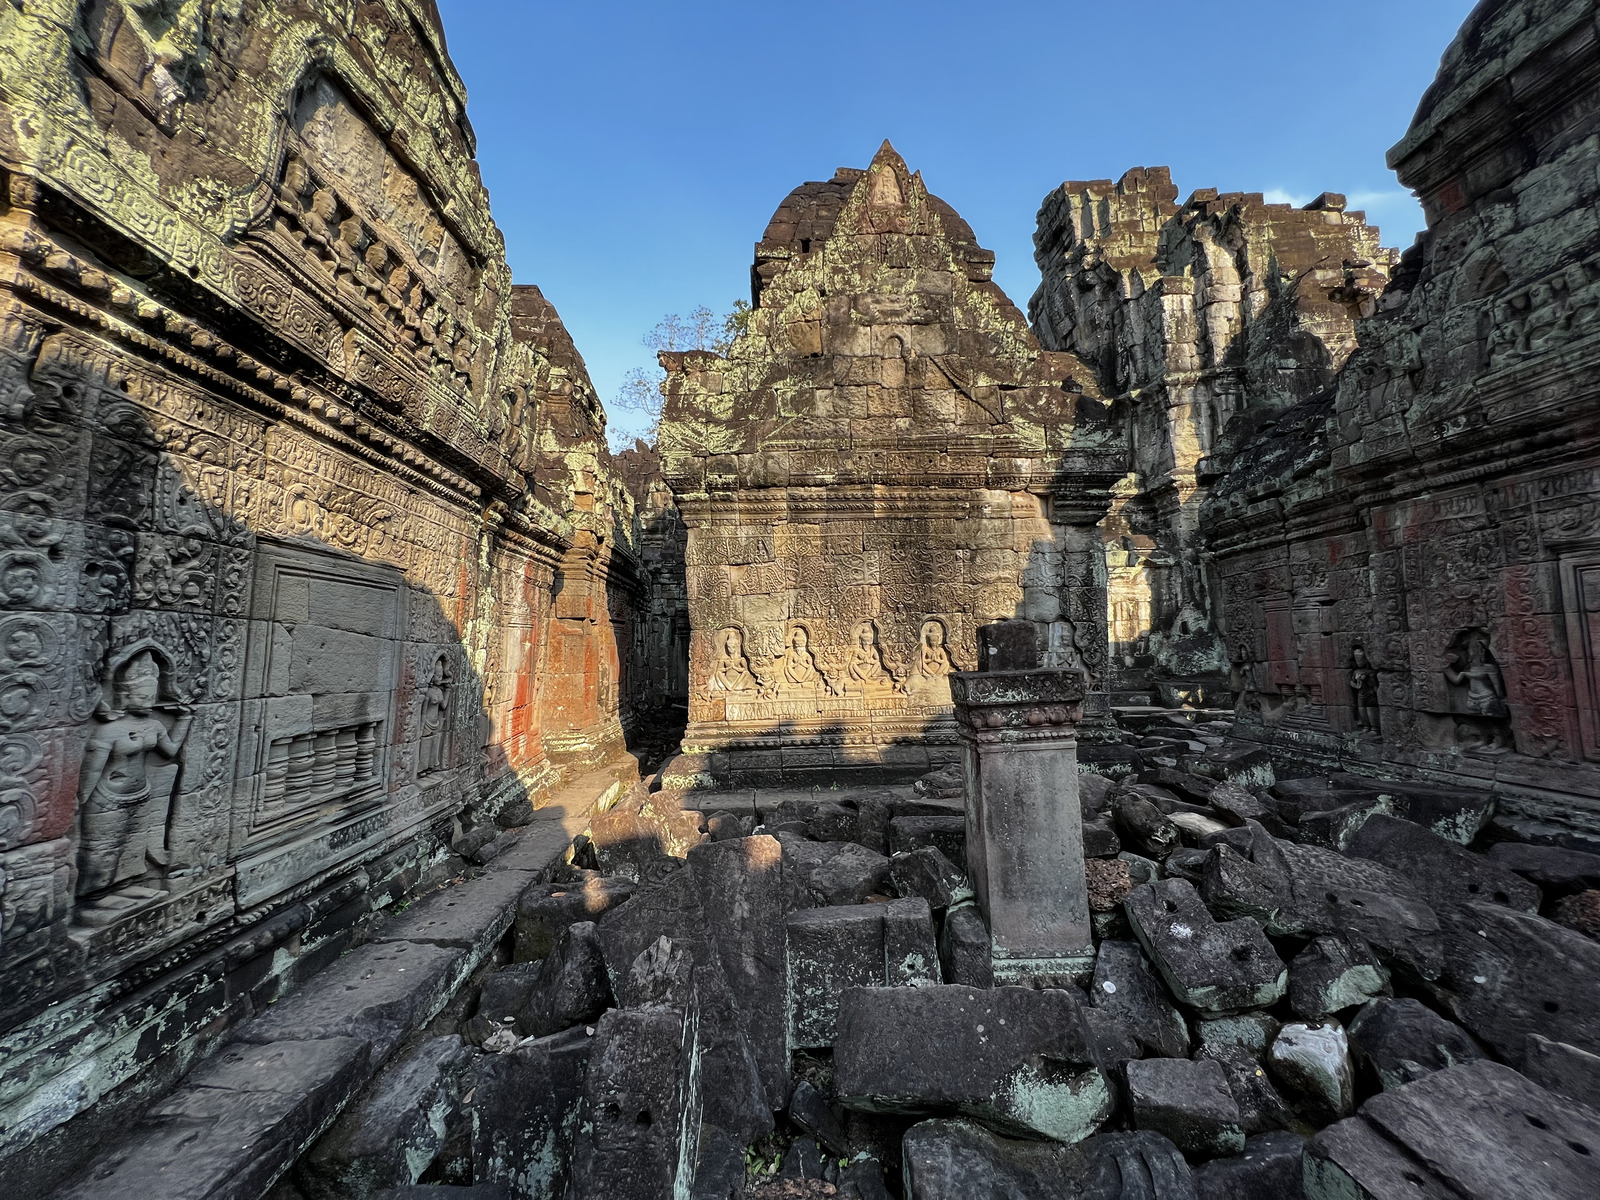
[41,777,610,1200]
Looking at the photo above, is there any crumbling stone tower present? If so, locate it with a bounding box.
[1030,172,1394,704]
[659,143,1125,787]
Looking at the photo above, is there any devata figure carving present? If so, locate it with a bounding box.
[1350,643,1380,733]
[772,623,826,695]
[419,655,452,775]
[843,621,898,695]
[706,627,756,697]
[906,618,955,703]
[75,647,192,899]
[1444,629,1512,753]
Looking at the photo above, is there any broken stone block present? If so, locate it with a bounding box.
[1113,789,1181,860]
[597,860,772,1139]
[1553,889,1600,939]
[1163,847,1208,883]
[1086,858,1135,912]
[1288,935,1390,1020]
[1139,766,1216,804]
[1124,878,1287,1013]
[900,1118,1081,1200]
[1346,997,1482,1092]
[1192,1131,1306,1200]
[1195,1043,1294,1135]
[778,1135,830,1182]
[301,1035,468,1199]
[469,1026,592,1200]
[513,873,636,963]
[938,901,994,987]
[1195,1012,1280,1057]
[1168,810,1231,845]
[1304,1061,1600,1200]
[1522,1034,1600,1113]
[778,832,892,905]
[1090,940,1190,1059]
[566,1004,700,1200]
[518,920,614,1038]
[1081,771,1115,817]
[1268,1022,1354,1125]
[1347,814,1539,915]
[704,811,753,842]
[888,846,969,910]
[1486,842,1600,891]
[1194,745,1274,791]
[1083,816,1123,858]
[1125,1057,1245,1158]
[784,898,939,1049]
[687,834,805,1110]
[1082,1007,1141,1076]
[790,1079,848,1157]
[887,814,966,871]
[1079,1129,1198,1198]
[1207,783,1278,829]
[588,791,708,880]
[690,1125,748,1200]
[834,984,1112,1143]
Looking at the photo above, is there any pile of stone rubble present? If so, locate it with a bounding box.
[282,715,1600,1199]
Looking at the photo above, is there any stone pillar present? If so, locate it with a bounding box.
[952,665,1094,987]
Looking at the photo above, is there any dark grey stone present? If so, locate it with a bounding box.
[1194,1012,1280,1056]
[1306,1060,1600,1200]
[840,1157,895,1200]
[790,1079,848,1157]
[1124,878,1287,1013]
[1082,1007,1141,1075]
[1090,940,1190,1058]
[301,1034,467,1200]
[517,920,613,1038]
[1125,1057,1245,1158]
[1079,1130,1198,1200]
[371,1185,511,1200]
[1486,842,1600,891]
[1522,1034,1600,1114]
[1163,847,1208,883]
[469,1026,592,1200]
[778,832,892,906]
[1113,789,1181,861]
[1346,997,1483,1092]
[1083,817,1123,858]
[1347,814,1540,915]
[1193,1131,1306,1200]
[1428,901,1600,1064]
[1195,1043,1294,1135]
[887,815,967,871]
[785,898,939,1049]
[900,1118,1083,1200]
[1268,1022,1354,1126]
[1288,935,1389,1020]
[939,900,994,987]
[513,873,636,963]
[689,1126,746,1200]
[779,1135,830,1181]
[834,984,1111,1143]
[888,845,969,910]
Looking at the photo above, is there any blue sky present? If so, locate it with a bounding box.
[436,0,1479,444]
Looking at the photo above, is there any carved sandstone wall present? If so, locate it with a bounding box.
[0,0,641,1168]
[1031,170,1395,704]
[1202,0,1600,827]
[658,143,1125,787]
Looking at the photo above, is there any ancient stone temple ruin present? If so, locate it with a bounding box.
[2,1,1600,1199]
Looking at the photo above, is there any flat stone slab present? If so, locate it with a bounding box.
[1125,878,1287,1014]
[834,985,1111,1143]
[55,1038,371,1200]
[372,867,541,954]
[1346,814,1539,915]
[784,899,939,1049]
[900,1118,1084,1200]
[1306,1060,1600,1200]
[1126,1056,1244,1157]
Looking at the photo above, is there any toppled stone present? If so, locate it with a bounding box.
[566,1003,700,1200]
[517,920,614,1039]
[1086,858,1136,912]
[785,899,940,1049]
[1207,783,1279,830]
[1079,1130,1198,1199]
[834,985,1111,1143]
[1090,940,1190,1058]
[915,765,965,801]
[939,902,994,988]
[1139,767,1216,804]
[779,833,892,906]
[1486,842,1600,891]
[469,1026,592,1200]
[887,815,967,871]
[1163,848,1209,883]
[888,846,969,910]
[1125,1057,1245,1158]
[1522,1034,1600,1113]
[1124,878,1287,1013]
[1083,817,1123,858]
[1193,745,1275,791]
[1168,811,1232,844]
[1081,772,1116,817]
[705,811,755,842]
[588,791,708,880]
[301,1035,468,1199]
[1553,889,1600,939]
[1346,997,1483,1092]
[1428,901,1600,1064]
[1195,1012,1281,1056]
[1082,1007,1141,1075]
[691,1125,748,1200]
[514,874,637,963]
[1113,790,1181,860]
[1196,1043,1295,1135]
[790,1079,849,1157]
[901,1118,1082,1200]
[1193,1131,1306,1200]
[778,1135,829,1182]
[1289,935,1389,1020]
[1347,814,1539,915]
[1305,1061,1600,1200]
[688,835,805,1109]
[1268,1022,1354,1125]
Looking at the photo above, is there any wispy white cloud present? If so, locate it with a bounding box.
[1263,188,1312,207]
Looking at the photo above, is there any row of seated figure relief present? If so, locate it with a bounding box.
[704,618,962,704]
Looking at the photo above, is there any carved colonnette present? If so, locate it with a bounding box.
[0,0,645,1177]
[1200,0,1600,831]
[659,145,1125,787]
